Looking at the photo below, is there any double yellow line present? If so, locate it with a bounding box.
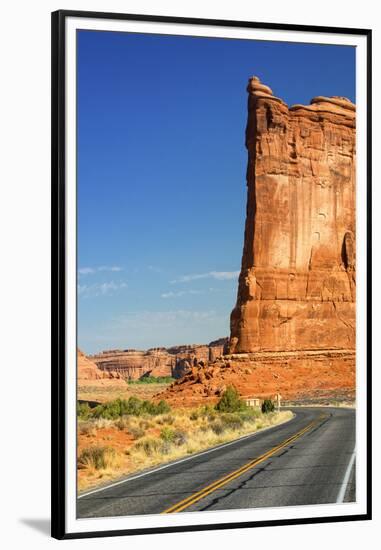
[162,415,325,514]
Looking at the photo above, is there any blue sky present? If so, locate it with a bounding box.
[77,30,355,354]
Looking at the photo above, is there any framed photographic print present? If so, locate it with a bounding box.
[51,9,372,540]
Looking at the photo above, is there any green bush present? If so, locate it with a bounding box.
[128,376,175,385]
[159,428,187,446]
[77,402,91,420]
[261,399,275,414]
[215,386,246,413]
[91,397,171,420]
[239,408,261,422]
[160,427,175,442]
[220,413,244,430]
[152,400,171,415]
[196,405,217,421]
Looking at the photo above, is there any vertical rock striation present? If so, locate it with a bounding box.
[229,77,356,354]
[88,338,229,380]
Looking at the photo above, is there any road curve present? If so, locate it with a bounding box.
[77,407,355,518]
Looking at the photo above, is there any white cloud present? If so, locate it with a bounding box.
[113,309,220,330]
[161,290,203,299]
[80,309,229,352]
[171,270,239,284]
[78,281,127,298]
[78,266,122,276]
[78,267,95,275]
[99,266,123,272]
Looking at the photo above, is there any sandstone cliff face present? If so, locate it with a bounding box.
[89,338,228,380]
[228,77,356,354]
[89,348,176,380]
[170,338,228,378]
[77,349,124,384]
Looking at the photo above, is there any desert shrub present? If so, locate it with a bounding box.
[160,427,175,442]
[190,410,199,421]
[138,419,152,430]
[92,399,124,420]
[115,417,129,431]
[220,413,244,430]
[78,421,96,437]
[172,430,187,446]
[151,400,171,415]
[78,446,117,470]
[162,414,175,425]
[128,376,175,385]
[215,386,246,413]
[161,441,172,455]
[91,397,171,419]
[93,418,113,430]
[128,426,145,439]
[239,407,260,422]
[77,402,91,420]
[199,405,216,416]
[134,437,163,456]
[159,428,187,446]
[210,422,225,435]
[261,399,275,414]
[197,405,217,421]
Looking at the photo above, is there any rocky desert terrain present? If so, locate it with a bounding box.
[157,77,356,407]
[77,77,357,493]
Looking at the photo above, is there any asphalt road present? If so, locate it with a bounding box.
[77,407,355,518]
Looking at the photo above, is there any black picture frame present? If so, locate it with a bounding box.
[51,9,372,540]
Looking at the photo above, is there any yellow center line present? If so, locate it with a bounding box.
[162,414,326,514]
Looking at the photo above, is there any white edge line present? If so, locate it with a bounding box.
[336,447,356,503]
[78,412,296,500]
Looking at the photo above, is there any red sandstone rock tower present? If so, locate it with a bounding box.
[228,77,356,354]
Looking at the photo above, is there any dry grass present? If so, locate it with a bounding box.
[128,409,292,470]
[77,405,292,492]
[78,446,122,471]
[77,381,172,404]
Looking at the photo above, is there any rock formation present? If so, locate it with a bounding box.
[89,338,228,380]
[77,349,125,385]
[228,77,356,354]
[88,348,176,380]
[157,77,356,407]
[160,349,355,407]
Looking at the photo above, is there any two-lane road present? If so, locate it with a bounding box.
[77,407,355,518]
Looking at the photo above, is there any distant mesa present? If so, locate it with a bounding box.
[77,349,125,386]
[86,338,229,381]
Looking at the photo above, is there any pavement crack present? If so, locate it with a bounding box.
[197,464,270,511]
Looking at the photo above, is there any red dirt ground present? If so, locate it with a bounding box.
[157,351,355,407]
